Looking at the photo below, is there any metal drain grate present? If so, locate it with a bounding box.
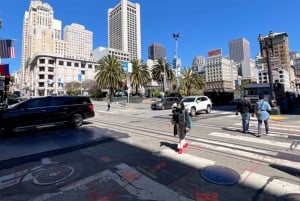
[200,165,240,186]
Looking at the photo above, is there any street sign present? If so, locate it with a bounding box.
[78,74,82,82]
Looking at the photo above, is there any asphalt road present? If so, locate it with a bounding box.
[0,101,299,201]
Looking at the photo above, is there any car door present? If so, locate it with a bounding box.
[8,98,50,128]
[196,97,205,111]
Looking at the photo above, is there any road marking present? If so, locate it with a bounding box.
[158,149,215,169]
[240,171,300,197]
[31,163,194,201]
[209,132,292,148]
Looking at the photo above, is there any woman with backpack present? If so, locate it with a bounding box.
[253,94,271,137]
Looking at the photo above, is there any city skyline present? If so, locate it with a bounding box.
[1,0,300,74]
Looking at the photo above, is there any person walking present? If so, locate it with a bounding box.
[106,95,111,111]
[171,101,192,154]
[236,95,252,134]
[253,94,271,137]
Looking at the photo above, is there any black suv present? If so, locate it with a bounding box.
[0,96,95,135]
[151,97,181,110]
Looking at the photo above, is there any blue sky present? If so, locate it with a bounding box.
[1,0,300,74]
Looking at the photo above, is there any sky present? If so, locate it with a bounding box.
[0,0,300,75]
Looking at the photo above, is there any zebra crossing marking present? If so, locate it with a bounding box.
[208,132,292,148]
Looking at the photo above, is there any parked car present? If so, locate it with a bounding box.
[151,97,181,110]
[0,95,95,135]
[179,96,213,116]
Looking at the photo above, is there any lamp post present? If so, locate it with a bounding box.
[173,33,180,94]
[258,31,279,114]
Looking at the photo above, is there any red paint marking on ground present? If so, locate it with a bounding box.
[97,196,110,201]
[87,191,98,201]
[240,161,263,184]
[85,180,98,190]
[120,170,139,182]
[100,156,111,162]
[195,192,220,201]
[152,162,167,171]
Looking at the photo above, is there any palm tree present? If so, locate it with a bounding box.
[95,55,126,96]
[130,59,150,95]
[151,58,175,93]
[181,67,205,96]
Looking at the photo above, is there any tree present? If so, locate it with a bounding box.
[95,55,126,96]
[181,67,205,96]
[151,58,175,92]
[130,59,150,95]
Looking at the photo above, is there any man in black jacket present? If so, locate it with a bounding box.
[236,95,252,133]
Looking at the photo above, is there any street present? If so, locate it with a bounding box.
[0,101,299,201]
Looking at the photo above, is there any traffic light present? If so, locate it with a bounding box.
[4,74,10,85]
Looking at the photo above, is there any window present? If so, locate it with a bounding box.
[48,67,54,72]
[67,62,72,66]
[48,59,55,64]
[39,59,45,64]
[59,60,64,65]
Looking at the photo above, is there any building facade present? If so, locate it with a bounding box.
[63,23,93,60]
[28,53,96,96]
[19,0,97,96]
[229,38,250,63]
[108,0,141,60]
[257,32,294,92]
[148,43,166,60]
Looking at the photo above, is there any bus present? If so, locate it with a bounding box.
[244,83,270,106]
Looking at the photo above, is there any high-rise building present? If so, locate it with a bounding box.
[64,23,93,60]
[108,0,141,60]
[148,43,166,60]
[20,0,96,97]
[21,0,65,88]
[229,38,250,63]
[258,32,294,91]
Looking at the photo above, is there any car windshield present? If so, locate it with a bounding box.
[182,97,195,103]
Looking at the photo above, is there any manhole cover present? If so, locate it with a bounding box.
[278,193,300,201]
[200,165,240,185]
[33,165,74,185]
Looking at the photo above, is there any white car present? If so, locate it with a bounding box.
[180,96,212,116]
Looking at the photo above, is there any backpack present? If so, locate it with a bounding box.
[256,101,264,116]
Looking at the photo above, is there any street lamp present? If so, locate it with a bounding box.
[173,33,180,94]
[258,31,279,114]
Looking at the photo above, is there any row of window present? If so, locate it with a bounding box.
[38,58,93,68]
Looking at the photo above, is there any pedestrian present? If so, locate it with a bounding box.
[171,101,192,154]
[236,95,252,134]
[253,94,271,137]
[106,95,111,111]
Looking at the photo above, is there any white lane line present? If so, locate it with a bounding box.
[209,132,291,148]
[191,135,299,170]
[240,171,300,197]
[188,135,278,156]
[158,149,215,169]
[233,122,300,133]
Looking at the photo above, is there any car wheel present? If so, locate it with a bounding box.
[71,113,83,127]
[190,107,196,116]
[206,105,211,114]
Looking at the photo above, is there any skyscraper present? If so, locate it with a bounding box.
[64,23,93,60]
[108,0,141,60]
[148,43,166,60]
[229,38,250,63]
[21,0,64,86]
